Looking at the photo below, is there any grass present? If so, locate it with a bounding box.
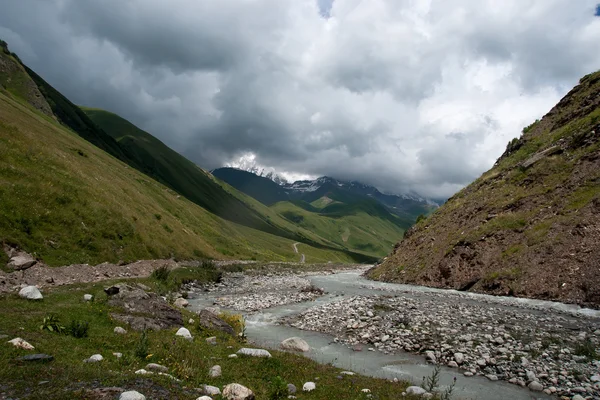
[0,90,357,266]
[0,275,416,400]
[271,201,405,258]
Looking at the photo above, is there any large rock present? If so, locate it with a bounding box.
[176,327,193,340]
[8,338,34,350]
[119,391,146,400]
[174,298,189,308]
[236,348,272,358]
[18,286,43,300]
[406,386,427,395]
[222,383,255,400]
[108,284,183,331]
[197,309,235,335]
[201,385,221,396]
[17,354,53,362]
[281,337,310,352]
[196,397,212,400]
[8,254,36,270]
[528,381,543,392]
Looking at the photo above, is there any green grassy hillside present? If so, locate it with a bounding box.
[0,89,358,265]
[271,201,405,257]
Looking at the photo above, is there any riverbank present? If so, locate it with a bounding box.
[0,263,417,400]
[194,269,600,399]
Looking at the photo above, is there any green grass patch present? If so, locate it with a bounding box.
[565,185,600,211]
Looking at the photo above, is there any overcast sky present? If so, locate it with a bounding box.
[1,1,599,198]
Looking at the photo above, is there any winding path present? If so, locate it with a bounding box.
[292,242,305,263]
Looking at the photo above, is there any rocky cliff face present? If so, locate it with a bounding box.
[367,71,600,307]
[0,42,53,117]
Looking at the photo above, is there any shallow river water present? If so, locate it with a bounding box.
[189,270,600,400]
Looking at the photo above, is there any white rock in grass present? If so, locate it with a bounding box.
[114,327,127,334]
[208,365,222,378]
[146,363,168,372]
[176,327,193,340]
[119,391,146,400]
[83,294,93,301]
[302,382,316,392]
[236,348,272,358]
[8,338,34,350]
[202,385,221,396]
[222,383,254,400]
[85,354,103,363]
[18,286,43,300]
[406,386,427,395]
[340,371,355,376]
[196,397,212,400]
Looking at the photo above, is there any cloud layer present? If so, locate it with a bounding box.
[1,0,599,198]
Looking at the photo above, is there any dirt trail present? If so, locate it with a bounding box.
[292,242,305,263]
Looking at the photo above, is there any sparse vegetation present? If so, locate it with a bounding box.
[522,119,540,134]
[40,315,66,335]
[574,338,598,360]
[151,265,171,282]
[134,330,150,360]
[67,320,89,338]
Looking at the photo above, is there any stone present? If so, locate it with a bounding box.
[340,371,355,375]
[176,327,193,340]
[222,383,255,400]
[526,370,536,382]
[209,365,222,378]
[228,354,238,358]
[202,385,221,396]
[146,363,168,372]
[18,286,43,300]
[572,396,585,400]
[8,337,34,350]
[85,354,103,363]
[447,361,458,368]
[406,386,427,395]
[17,354,53,362]
[425,350,436,363]
[302,382,316,392]
[237,348,272,358]
[8,254,36,270]
[464,372,473,377]
[281,337,310,352]
[454,352,465,364]
[174,298,189,308]
[591,375,600,382]
[196,397,212,400]
[119,391,146,400]
[287,384,297,394]
[486,374,498,381]
[114,327,127,334]
[206,336,217,345]
[135,369,151,375]
[527,381,543,392]
[113,352,122,358]
[83,294,93,301]
[197,309,235,335]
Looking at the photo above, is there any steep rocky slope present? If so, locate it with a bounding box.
[367,71,600,307]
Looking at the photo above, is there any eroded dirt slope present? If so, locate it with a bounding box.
[368,71,600,307]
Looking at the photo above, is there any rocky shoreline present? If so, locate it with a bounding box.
[193,269,600,399]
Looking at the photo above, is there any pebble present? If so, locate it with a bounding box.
[208,365,221,378]
[528,381,543,392]
[84,354,103,363]
[206,336,217,345]
[114,327,127,334]
[302,382,316,392]
[83,294,93,301]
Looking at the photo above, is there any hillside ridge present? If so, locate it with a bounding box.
[367,70,600,307]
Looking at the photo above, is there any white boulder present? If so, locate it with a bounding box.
[119,391,146,400]
[18,286,43,300]
[114,327,127,334]
[406,386,427,396]
[303,382,316,392]
[83,294,93,301]
[174,298,189,308]
[281,337,310,352]
[176,327,193,340]
[237,348,272,358]
[208,365,222,378]
[222,383,254,400]
[85,354,103,363]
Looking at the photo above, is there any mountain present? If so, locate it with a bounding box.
[0,41,374,265]
[367,70,600,307]
[213,168,409,257]
[212,168,437,224]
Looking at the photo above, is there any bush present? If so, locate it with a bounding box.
[40,315,66,334]
[416,214,427,224]
[574,338,598,360]
[522,119,540,134]
[151,265,171,282]
[134,330,149,359]
[68,320,89,338]
[269,376,288,400]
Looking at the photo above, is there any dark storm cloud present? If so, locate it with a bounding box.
[1,0,599,198]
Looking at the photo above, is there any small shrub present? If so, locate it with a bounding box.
[154,213,162,220]
[522,119,540,134]
[134,330,149,359]
[421,365,441,392]
[574,338,598,360]
[218,311,246,339]
[416,214,427,224]
[40,315,66,334]
[269,376,288,400]
[68,320,89,338]
[151,265,171,282]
